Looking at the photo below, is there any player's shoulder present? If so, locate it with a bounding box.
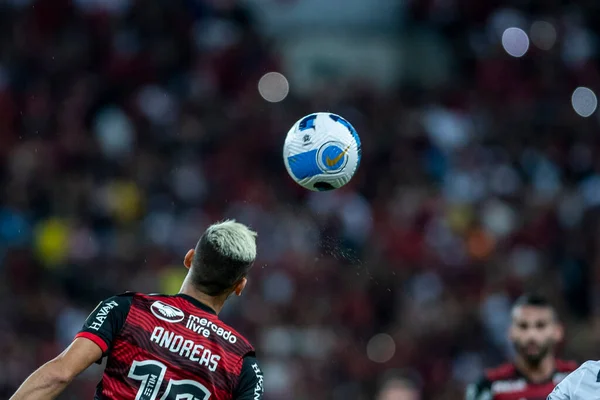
[555,358,580,373]
[579,360,600,369]
[118,291,137,298]
[570,359,599,375]
[549,360,598,399]
[102,291,137,300]
[94,291,136,309]
[485,363,518,382]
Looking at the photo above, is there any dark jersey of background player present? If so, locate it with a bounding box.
[77,292,261,399]
[10,220,264,400]
[466,360,577,400]
[465,294,578,400]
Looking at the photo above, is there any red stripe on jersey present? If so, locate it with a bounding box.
[486,361,578,380]
[555,359,579,372]
[75,332,109,353]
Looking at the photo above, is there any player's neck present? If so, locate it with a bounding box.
[516,355,555,383]
[179,285,227,315]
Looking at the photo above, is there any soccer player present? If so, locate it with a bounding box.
[10,220,264,400]
[466,294,578,400]
[547,360,600,399]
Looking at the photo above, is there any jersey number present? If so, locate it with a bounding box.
[128,360,211,400]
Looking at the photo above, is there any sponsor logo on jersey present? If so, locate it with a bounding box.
[90,300,118,330]
[151,301,185,323]
[252,363,264,399]
[186,314,238,344]
[491,379,526,393]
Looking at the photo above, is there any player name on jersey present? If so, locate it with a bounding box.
[150,326,221,372]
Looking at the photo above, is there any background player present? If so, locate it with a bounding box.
[10,220,264,400]
[466,294,578,400]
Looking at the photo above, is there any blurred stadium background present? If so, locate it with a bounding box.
[2,0,600,399]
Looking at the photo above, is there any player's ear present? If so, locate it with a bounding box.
[184,249,195,270]
[554,323,565,342]
[234,277,247,297]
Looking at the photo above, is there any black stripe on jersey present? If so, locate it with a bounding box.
[104,352,132,378]
[93,379,105,400]
[98,357,131,398]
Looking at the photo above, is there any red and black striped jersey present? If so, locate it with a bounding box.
[465,360,578,400]
[76,292,264,400]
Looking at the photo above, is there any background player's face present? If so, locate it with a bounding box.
[509,305,563,366]
[376,380,420,400]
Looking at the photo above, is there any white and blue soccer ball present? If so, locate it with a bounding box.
[283,112,361,191]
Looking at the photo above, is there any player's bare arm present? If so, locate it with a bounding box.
[10,338,102,400]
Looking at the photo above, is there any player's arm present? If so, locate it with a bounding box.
[10,293,133,400]
[465,376,492,400]
[233,354,264,399]
[9,338,102,400]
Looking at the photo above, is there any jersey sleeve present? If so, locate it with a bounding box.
[233,354,264,400]
[74,293,134,357]
[465,376,492,400]
[548,361,595,400]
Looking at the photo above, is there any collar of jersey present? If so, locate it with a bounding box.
[513,363,556,384]
[174,293,218,315]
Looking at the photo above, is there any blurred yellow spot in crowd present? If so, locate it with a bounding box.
[446,205,473,234]
[109,181,143,223]
[34,218,70,268]
[160,267,187,295]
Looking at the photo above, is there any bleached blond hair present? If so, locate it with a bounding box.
[191,220,258,295]
[203,220,257,262]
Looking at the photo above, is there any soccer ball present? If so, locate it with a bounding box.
[283,112,361,191]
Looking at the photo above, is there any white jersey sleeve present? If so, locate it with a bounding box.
[548,361,599,400]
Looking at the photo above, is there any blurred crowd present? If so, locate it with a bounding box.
[2,0,600,399]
